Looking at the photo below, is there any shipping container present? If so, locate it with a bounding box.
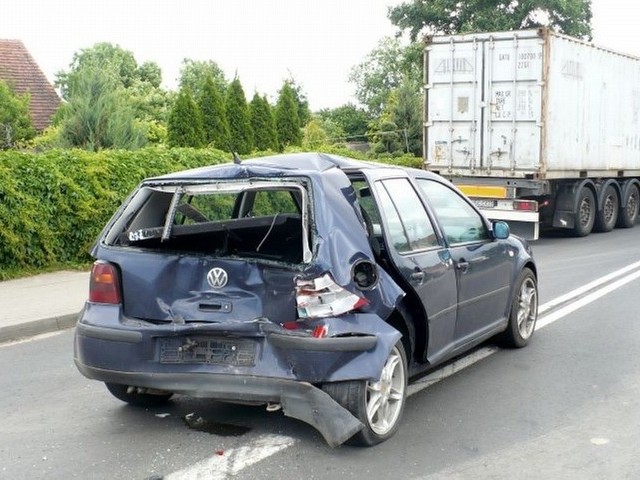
[424,28,640,239]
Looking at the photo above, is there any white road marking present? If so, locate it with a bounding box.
[538,259,640,314]
[536,268,640,330]
[408,263,640,398]
[165,434,296,480]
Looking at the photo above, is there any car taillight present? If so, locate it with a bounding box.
[89,261,122,304]
[296,273,368,319]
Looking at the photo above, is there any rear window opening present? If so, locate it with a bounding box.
[106,180,313,264]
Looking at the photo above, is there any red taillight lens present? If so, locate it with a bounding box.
[89,261,122,304]
[513,200,538,212]
[296,273,369,319]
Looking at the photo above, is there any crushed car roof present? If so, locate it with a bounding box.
[148,152,406,182]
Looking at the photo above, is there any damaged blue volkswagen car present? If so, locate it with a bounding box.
[74,152,538,447]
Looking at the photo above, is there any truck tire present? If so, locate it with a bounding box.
[573,187,595,237]
[617,183,639,229]
[594,185,619,232]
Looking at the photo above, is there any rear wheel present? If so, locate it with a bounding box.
[594,185,619,232]
[322,341,408,446]
[499,268,538,348]
[573,187,595,237]
[105,383,173,407]
[617,184,639,228]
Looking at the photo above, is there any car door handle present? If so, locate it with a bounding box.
[411,271,425,281]
[456,260,469,273]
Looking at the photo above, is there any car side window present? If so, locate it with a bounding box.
[416,179,490,245]
[375,178,440,253]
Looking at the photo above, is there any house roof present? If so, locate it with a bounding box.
[0,39,61,131]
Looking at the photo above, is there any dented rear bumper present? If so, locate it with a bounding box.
[73,302,401,446]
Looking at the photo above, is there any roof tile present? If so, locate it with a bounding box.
[0,39,61,131]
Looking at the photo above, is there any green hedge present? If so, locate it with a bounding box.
[0,146,422,279]
[0,147,230,279]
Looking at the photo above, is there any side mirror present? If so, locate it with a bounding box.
[492,221,510,240]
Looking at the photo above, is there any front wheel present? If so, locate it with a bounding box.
[105,383,173,407]
[322,341,408,446]
[499,268,538,348]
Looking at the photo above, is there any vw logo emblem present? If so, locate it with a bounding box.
[206,268,228,289]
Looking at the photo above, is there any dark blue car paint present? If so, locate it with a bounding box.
[74,152,536,447]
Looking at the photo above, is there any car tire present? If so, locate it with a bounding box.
[105,383,173,407]
[573,187,595,237]
[322,341,407,446]
[594,185,619,233]
[499,268,538,348]
[617,184,639,229]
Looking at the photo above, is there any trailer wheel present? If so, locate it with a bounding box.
[617,184,639,229]
[594,185,619,233]
[573,187,595,237]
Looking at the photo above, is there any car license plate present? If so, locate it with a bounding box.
[160,337,256,366]
[473,199,497,209]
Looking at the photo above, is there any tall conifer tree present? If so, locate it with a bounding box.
[198,74,229,148]
[225,78,253,154]
[250,93,278,151]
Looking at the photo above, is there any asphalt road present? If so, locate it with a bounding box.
[1,226,640,479]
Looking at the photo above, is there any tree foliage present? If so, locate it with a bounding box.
[274,81,302,150]
[250,93,278,151]
[167,88,204,148]
[349,37,422,116]
[55,43,170,148]
[302,118,329,150]
[179,59,227,100]
[55,43,156,99]
[0,80,35,148]
[316,104,371,142]
[57,67,146,151]
[388,0,592,40]
[225,78,254,154]
[198,74,230,149]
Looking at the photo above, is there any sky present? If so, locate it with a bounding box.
[0,0,636,110]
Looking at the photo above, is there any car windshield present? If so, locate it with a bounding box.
[105,180,312,264]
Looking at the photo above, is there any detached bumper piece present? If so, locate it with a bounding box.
[74,363,362,447]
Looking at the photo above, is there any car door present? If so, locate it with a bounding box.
[366,176,458,364]
[415,178,514,346]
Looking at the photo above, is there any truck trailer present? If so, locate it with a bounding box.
[424,28,640,239]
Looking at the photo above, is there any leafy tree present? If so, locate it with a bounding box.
[198,74,230,148]
[55,43,170,146]
[225,78,253,154]
[388,0,592,40]
[137,61,162,88]
[250,93,278,151]
[56,43,141,99]
[349,37,422,116]
[284,78,311,126]
[57,67,146,151]
[316,104,371,142]
[302,118,329,149]
[274,81,302,150]
[179,59,227,100]
[167,88,204,148]
[0,79,36,148]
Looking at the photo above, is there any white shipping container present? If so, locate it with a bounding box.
[425,29,640,179]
